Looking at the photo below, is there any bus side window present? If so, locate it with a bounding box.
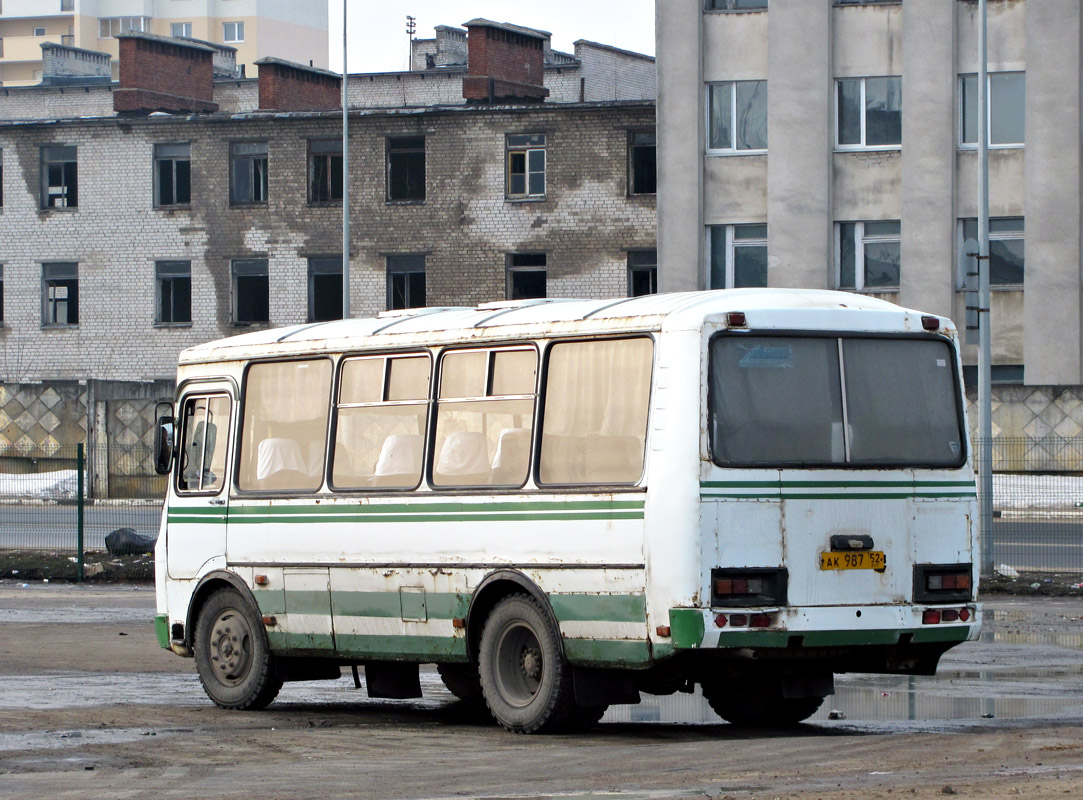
[539,337,653,485]
[177,395,230,493]
[237,359,332,492]
[332,354,431,490]
[432,347,537,488]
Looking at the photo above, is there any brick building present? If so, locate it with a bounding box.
[0,22,657,483]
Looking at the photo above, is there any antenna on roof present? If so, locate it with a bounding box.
[406,15,416,71]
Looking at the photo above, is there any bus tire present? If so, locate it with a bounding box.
[702,681,823,728]
[194,588,282,710]
[437,662,484,702]
[478,593,576,734]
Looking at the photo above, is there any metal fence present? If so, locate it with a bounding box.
[0,444,162,581]
[1,439,1081,582]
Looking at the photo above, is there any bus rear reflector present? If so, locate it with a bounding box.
[726,312,747,328]
[913,564,973,603]
[922,609,941,625]
[749,613,772,628]
[921,315,940,331]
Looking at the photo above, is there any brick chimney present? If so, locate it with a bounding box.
[254,57,341,111]
[462,19,550,103]
[113,33,218,114]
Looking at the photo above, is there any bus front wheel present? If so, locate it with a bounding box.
[194,588,282,710]
[702,680,824,727]
[478,593,576,734]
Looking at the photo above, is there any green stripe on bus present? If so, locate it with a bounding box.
[562,638,651,668]
[333,633,468,660]
[331,591,469,620]
[550,593,646,623]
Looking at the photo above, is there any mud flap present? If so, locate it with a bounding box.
[573,667,641,707]
[364,662,423,699]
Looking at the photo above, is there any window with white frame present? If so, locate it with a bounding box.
[170,22,192,38]
[836,77,901,149]
[837,221,900,290]
[708,224,767,288]
[960,72,1025,147]
[707,81,767,152]
[98,17,149,38]
[223,21,244,43]
[957,217,1024,288]
[506,134,546,199]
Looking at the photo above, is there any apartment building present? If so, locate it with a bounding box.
[0,0,328,85]
[0,23,656,474]
[657,0,1081,454]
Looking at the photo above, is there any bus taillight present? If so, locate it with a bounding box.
[711,567,788,607]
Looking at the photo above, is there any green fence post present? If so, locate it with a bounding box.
[77,443,85,582]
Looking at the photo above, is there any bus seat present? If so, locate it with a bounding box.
[435,431,489,485]
[373,434,423,487]
[490,428,531,485]
[256,437,306,480]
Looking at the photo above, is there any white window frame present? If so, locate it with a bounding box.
[706,224,768,289]
[834,221,901,291]
[706,81,768,155]
[956,217,1025,289]
[33,26,46,37]
[223,21,244,43]
[834,76,902,151]
[98,16,149,39]
[958,72,1025,149]
[170,21,192,38]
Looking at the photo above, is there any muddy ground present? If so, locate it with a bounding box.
[0,584,1082,799]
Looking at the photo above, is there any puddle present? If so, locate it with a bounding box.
[0,606,152,624]
[0,727,177,752]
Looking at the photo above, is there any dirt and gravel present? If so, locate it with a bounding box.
[1,582,1082,800]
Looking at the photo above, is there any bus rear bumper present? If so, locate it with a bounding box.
[668,603,982,651]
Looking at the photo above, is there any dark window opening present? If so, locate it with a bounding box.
[387,136,425,202]
[309,140,343,203]
[42,262,78,325]
[41,145,77,209]
[230,142,268,205]
[309,256,343,321]
[155,143,191,206]
[387,254,426,310]
[507,253,546,300]
[156,260,191,324]
[629,130,656,195]
[628,250,657,296]
[232,258,269,324]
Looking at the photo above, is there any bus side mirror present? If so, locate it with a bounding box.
[154,414,175,475]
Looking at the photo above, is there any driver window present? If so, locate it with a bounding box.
[178,395,231,493]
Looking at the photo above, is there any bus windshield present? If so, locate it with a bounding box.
[709,335,965,468]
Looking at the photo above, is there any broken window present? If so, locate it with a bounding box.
[230,142,268,205]
[386,255,426,310]
[629,130,656,195]
[386,136,425,202]
[309,139,343,204]
[506,134,546,199]
[41,145,77,209]
[155,143,191,206]
[42,262,78,326]
[156,261,192,324]
[506,253,546,300]
[309,256,343,322]
[231,258,269,324]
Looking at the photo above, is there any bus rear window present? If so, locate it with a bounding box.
[709,335,964,468]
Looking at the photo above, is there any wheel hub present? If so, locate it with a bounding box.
[520,646,542,682]
[209,611,250,684]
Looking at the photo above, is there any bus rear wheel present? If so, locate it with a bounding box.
[478,593,576,734]
[437,662,484,702]
[194,588,282,710]
[702,680,824,728]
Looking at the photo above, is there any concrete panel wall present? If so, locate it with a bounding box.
[833,151,901,221]
[703,155,767,224]
[766,1,831,289]
[703,10,767,80]
[657,0,703,291]
[899,0,955,320]
[832,2,902,78]
[1023,1,1081,385]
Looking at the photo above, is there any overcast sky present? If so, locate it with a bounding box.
[328,1,656,74]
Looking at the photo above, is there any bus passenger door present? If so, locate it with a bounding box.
[167,389,233,579]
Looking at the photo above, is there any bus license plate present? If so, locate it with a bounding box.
[820,551,886,571]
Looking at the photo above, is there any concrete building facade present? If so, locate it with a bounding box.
[0,0,329,85]
[657,0,1083,458]
[0,22,656,477]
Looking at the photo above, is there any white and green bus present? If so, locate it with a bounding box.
[153,289,979,733]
